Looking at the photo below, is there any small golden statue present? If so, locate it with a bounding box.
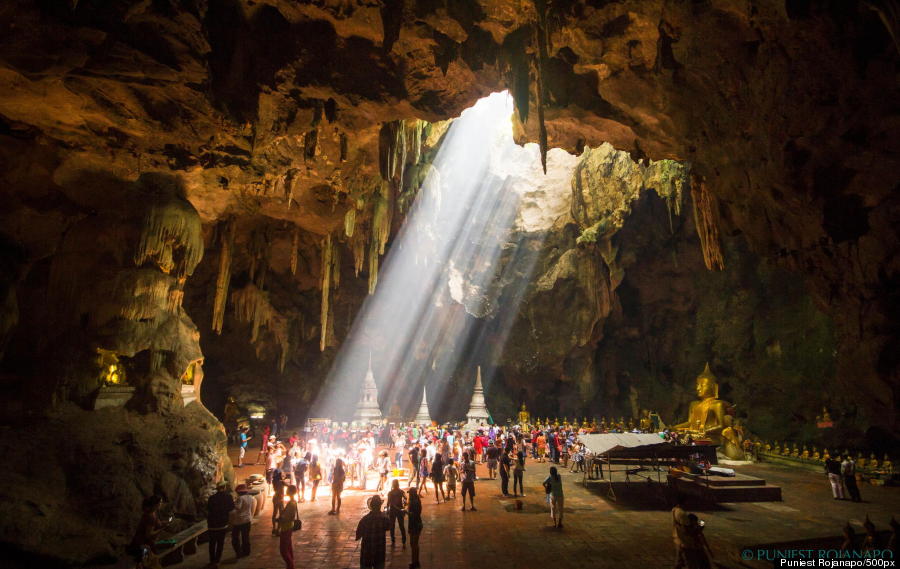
[856,452,866,469]
[563,416,569,425]
[582,417,589,427]
[773,441,781,454]
[673,363,745,460]
[801,446,810,460]
[781,443,791,456]
[812,446,821,461]
[639,410,652,432]
[868,452,878,470]
[822,448,831,461]
[882,454,893,473]
[790,444,800,458]
[600,417,608,430]
[764,441,772,453]
[627,418,636,431]
[517,403,530,426]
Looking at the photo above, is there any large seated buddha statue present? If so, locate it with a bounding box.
[517,403,530,426]
[673,363,745,460]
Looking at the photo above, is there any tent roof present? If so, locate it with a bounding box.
[580,433,668,455]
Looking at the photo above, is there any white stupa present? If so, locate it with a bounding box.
[465,366,491,427]
[414,386,432,424]
[352,355,383,424]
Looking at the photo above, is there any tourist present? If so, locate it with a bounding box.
[513,450,526,497]
[407,489,423,569]
[824,455,845,500]
[395,433,406,469]
[231,484,254,558]
[277,485,299,569]
[408,443,421,489]
[386,479,407,547]
[375,450,390,492]
[486,442,499,479]
[308,456,322,501]
[681,514,713,569]
[256,423,270,465]
[841,455,862,503]
[430,452,446,503]
[271,477,285,536]
[536,432,547,462]
[356,495,391,569]
[330,458,346,514]
[460,451,477,511]
[294,452,308,502]
[543,466,564,528]
[207,482,233,569]
[417,452,431,496]
[237,426,251,468]
[443,458,458,500]
[499,448,511,496]
[672,495,690,568]
[129,495,165,569]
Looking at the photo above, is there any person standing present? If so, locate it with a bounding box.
[543,466,564,528]
[417,453,431,497]
[330,458,346,514]
[278,485,299,569]
[308,456,322,501]
[443,458,458,500]
[499,449,511,496]
[376,451,390,492]
[841,455,862,502]
[237,427,251,468]
[386,480,407,547]
[407,490,424,569]
[207,482,234,569]
[294,452,308,502]
[825,456,845,500]
[486,443,499,479]
[513,450,526,497]
[408,444,421,489]
[473,433,484,465]
[231,484,254,558]
[460,452,477,512]
[356,495,391,569]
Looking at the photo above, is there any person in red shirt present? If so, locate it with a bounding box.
[473,433,484,464]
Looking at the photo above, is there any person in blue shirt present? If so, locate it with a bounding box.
[238,426,251,467]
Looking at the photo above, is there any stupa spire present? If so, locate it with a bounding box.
[414,385,431,424]
[465,366,491,427]
[352,352,383,423]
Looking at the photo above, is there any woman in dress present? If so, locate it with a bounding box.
[376,451,390,492]
[430,453,446,503]
[308,455,322,501]
[329,458,346,514]
[417,453,431,496]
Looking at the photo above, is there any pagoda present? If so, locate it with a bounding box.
[465,366,491,427]
[352,356,383,424]
[414,385,432,424]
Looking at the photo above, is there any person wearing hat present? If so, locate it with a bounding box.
[231,484,254,559]
[207,481,234,568]
[355,494,391,569]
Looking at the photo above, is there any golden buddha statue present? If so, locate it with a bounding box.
[517,403,530,425]
[764,441,772,453]
[822,448,830,461]
[781,444,791,456]
[868,452,878,470]
[882,454,893,473]
[582,417,589,428]
[801,446,810,460]
[627,418,636,430]
[639,410,651,432]
[600,416,608,430]
[856,452,866,469]
[673,363,744,460]
[563,416,569,425]
[812,446,821,461]
[790,444,800,458]
[773,441,781,454]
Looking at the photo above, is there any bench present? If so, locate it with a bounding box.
[156,520,208,566]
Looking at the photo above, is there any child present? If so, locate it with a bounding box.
[443,458,458,499]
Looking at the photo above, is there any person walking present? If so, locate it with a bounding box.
[330,458,346,514]
[206,482,234,569]
[417,453,431,497]
[543,466,564,528]
[825,456,845,500]
[841,455,862,502]
[486,443,499,479]
[431,453,446,503]
[513,450,526,497]
[407,489,423,569]
[408,444,421,489]
[231,484,254,558]
[277,485,299,569]
[376,451,390,492]
[356,495,391,569]
[386,480,407,547]
[294,452,308,502]
[460,452,477,511]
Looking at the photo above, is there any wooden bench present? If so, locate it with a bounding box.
[155,520,207,566]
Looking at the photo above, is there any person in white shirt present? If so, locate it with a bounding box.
[231,484,255,558]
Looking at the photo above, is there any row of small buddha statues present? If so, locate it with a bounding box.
[516,406,659,433]
[759,442,894,472]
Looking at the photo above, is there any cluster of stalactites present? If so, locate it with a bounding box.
[134,197,203,278]
[232,283,290,372]
[691,176,726,271]
[211,219,235,334]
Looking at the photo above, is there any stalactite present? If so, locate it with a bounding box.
[232,283,290,372]
[340,133,348,162]
[319,234,333,352]
[344,207,356,238]
[211,218,235,334]
[368,235,379,295]
[372,186,392,255]
[351,230,366,277]
[167,276,186,312]
[118,269,171,321]
[691,176,725,271]
[532,0,550,174]
[134,197,203,278]
[290,226,300,275]
[331,241,341,289]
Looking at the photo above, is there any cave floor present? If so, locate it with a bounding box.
[177,446,900,569]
